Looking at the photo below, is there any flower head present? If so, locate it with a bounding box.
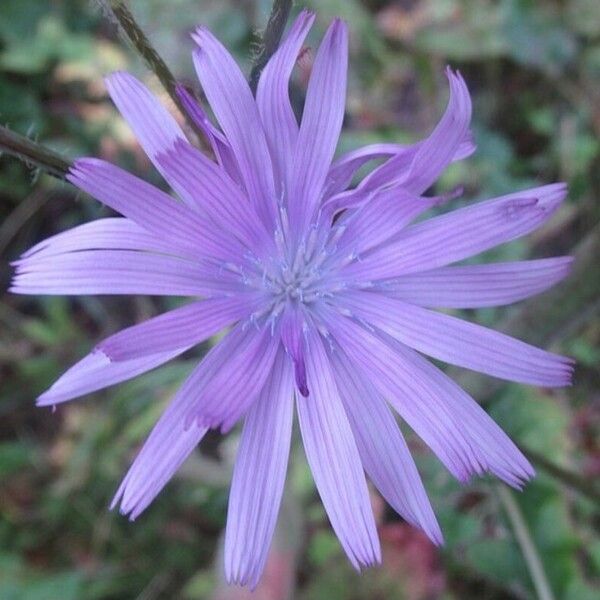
[12,10,573,587]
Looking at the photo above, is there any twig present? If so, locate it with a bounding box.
[497,485,555,600]
[0,125,70,180]
[249,0,293,93]
[524,448,600,505]
[100,0,208,144]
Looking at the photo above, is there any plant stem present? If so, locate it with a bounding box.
[497,484,555,600]
[0,125,70,180]
[249,0,293,93]
[102,0,207,144]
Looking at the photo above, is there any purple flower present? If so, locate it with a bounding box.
[12,11,573,587]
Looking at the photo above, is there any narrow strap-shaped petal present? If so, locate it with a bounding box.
[400,68,472,195]
[335,187,443,257]
[182,323,281,432]
[37,348,186,406]
[175,84,241,181]
[280,305,309,396]
[192,28,276,227]
[256,9,315,192]
[68,158,244,262]
[297,326,381,569]
[381,257,573,308]
[290,19,348,234]
[104,72,197,206]
[11,250,237,297]
[344,183,567,281]
[111,388,209,520]
[322,143,405,199]
[224,350,294,587]
[330,349,443,545]
[338,291,574,387]
[19,218,192,261]
[97,294,261,361]
[157,140,272,254]
[317,307,486,482]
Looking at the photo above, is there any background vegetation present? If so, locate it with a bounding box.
[1,1,599,598]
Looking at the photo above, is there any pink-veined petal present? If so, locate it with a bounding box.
[224,350,294,587]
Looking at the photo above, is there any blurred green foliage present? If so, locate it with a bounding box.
[1,1,599,598]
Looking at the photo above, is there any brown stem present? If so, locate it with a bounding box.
[0,125,70,180]
[249,0,293,93]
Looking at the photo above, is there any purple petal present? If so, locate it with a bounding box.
[68,158,244,262]
[382,257,573,308]
[37,348,185,406]
[256,9,315,191]
[224,350,294,587]
[19,218,190,261]
[192,27,276,227]
[290,18,348,234]
[339,291,574,387]
[182,323,281,432]
[297,326,381,570]
[344,183,567,280]
[175,84,241,181]
[330,350,443,545]
[104,72,197,206]
[323,142,406,199]
[12,250,236,297]
[400,68,472,195]
[111,388,209,520]
[97,295,260,361]
[157,140,272,254]
[320,308,534,486]
[280,306,309,396]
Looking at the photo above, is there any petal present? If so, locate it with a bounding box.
[381,257,574,308]
[339,291,574,387]
[323,142,405,199]
[182,323,281,432]
[175,84,241,181]
[399,68,472,195]
[330,350,442,545]
[319,308,534,486]
[290,19,348,233]
[68,158,244,262]
[256,9,315,192]
[104,72,195,206]
[157,140,272,254]
[20,218,189,261]
[280,306,309,396]
[111,391,209,520]
[11,250,236,297]
[224,350,294,587]
[97,294,260,361]
[344,183,567,281]
[297,326,381,569]
[37,348,185,406]
[192,28,276,227]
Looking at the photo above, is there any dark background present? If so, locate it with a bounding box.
[1,1,599,598]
